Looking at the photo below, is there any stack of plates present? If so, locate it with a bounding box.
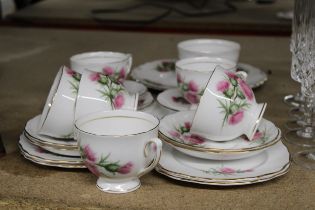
[19,115,85,168]
[156,111,290,186]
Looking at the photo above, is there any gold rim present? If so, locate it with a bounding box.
[24,130,78,150]
[155,161,290,183]
[156,165,289,185]
[19,143,83,164]
[24,133,79,153]
[158,129,281,154]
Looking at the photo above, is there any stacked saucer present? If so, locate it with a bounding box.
[20,115,85,168]
[157,111,290,186]
[156,66,289,186]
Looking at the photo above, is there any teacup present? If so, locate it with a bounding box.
[70,51,132,83]
[177,39,241,62]
[74,110,162,193]
[191,65,267,141]
[176,57,236,104]
[75,70,138,120]
[38,66,81,138]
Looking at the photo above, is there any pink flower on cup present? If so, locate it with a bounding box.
[177,74,183,83]
[83,145,97,162]
[220,167,236,174]
[119,68,126,79]
[226,71,237,79]
[117,162,133,174]
[184,92,199,104]
[103,66,114,76]
[188,81,198,92]
[90,72,101,81]
[228,111,244,125]
[238,79,254,101]
[217,80,230,92]
[66,68,76,76]
[113,94,124,109]
[85,162,100,176]
[184,122,191,130]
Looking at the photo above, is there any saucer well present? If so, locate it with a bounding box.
[19,135,85,168]
[155,142,290,186]
[138,91,154,110]
[159,111,281,160]
[131,59,177,90]
[157,88,193,111]
[24,115,78,150]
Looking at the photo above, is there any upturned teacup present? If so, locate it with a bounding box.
[191,65,267,141]
[38,66,81,138]
[176,57,236,104]
[70,51,132,83]
[177,39,241,62]
[74,70,138,120]
[74,110,162,193]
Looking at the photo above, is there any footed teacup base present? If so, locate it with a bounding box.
[96,177,141,194]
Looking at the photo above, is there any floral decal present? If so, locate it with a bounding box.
[102,66,126,84]
[156,61,175,72]
[89,72,125,109]
[171,96,190,105]
[66,68,81,95]
[80,145,133,176]
[169,122,205,145]
[177,74,204,104]
[242,129,268,144]
[216,71,253,127]
[203,166,253,175]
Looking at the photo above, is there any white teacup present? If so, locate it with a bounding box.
[70,51,132,83]
[177,39,241,62]
[191,66,267,141]
[38,66,81,138]
[176,57,236,104]
[75,70,138,120]
[74,110,162,193]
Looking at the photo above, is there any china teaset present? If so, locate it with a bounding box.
[19,38,289,193]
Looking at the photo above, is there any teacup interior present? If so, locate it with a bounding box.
[78,114,157,136]
[180,61,234,73]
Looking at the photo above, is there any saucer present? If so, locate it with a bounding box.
[155,142,290,186]
[132,59,267,90]
[141,101,176,120]
[24,115,78,150]
[138,91,154,110]
[23,132,80,157]
[123,80,147,96]
[237,63,268,89]
[19,135,85,168]
[131,59,177,90]
[157,88,193,111]
[159,111,281,160]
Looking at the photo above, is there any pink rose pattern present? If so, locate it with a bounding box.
[80,145,133,176]
[66,67,81,94]
[102,66,126,84]
[177,74,204,104]
[169,121,205,145]
[204,166,253,175]
[216,71,252,127]
[89,72,125,110]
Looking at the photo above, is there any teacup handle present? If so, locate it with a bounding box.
[137,138,162,177]
[126,54,133,73]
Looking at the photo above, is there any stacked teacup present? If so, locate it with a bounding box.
[19,51,163,193]
[157,39,285,183]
